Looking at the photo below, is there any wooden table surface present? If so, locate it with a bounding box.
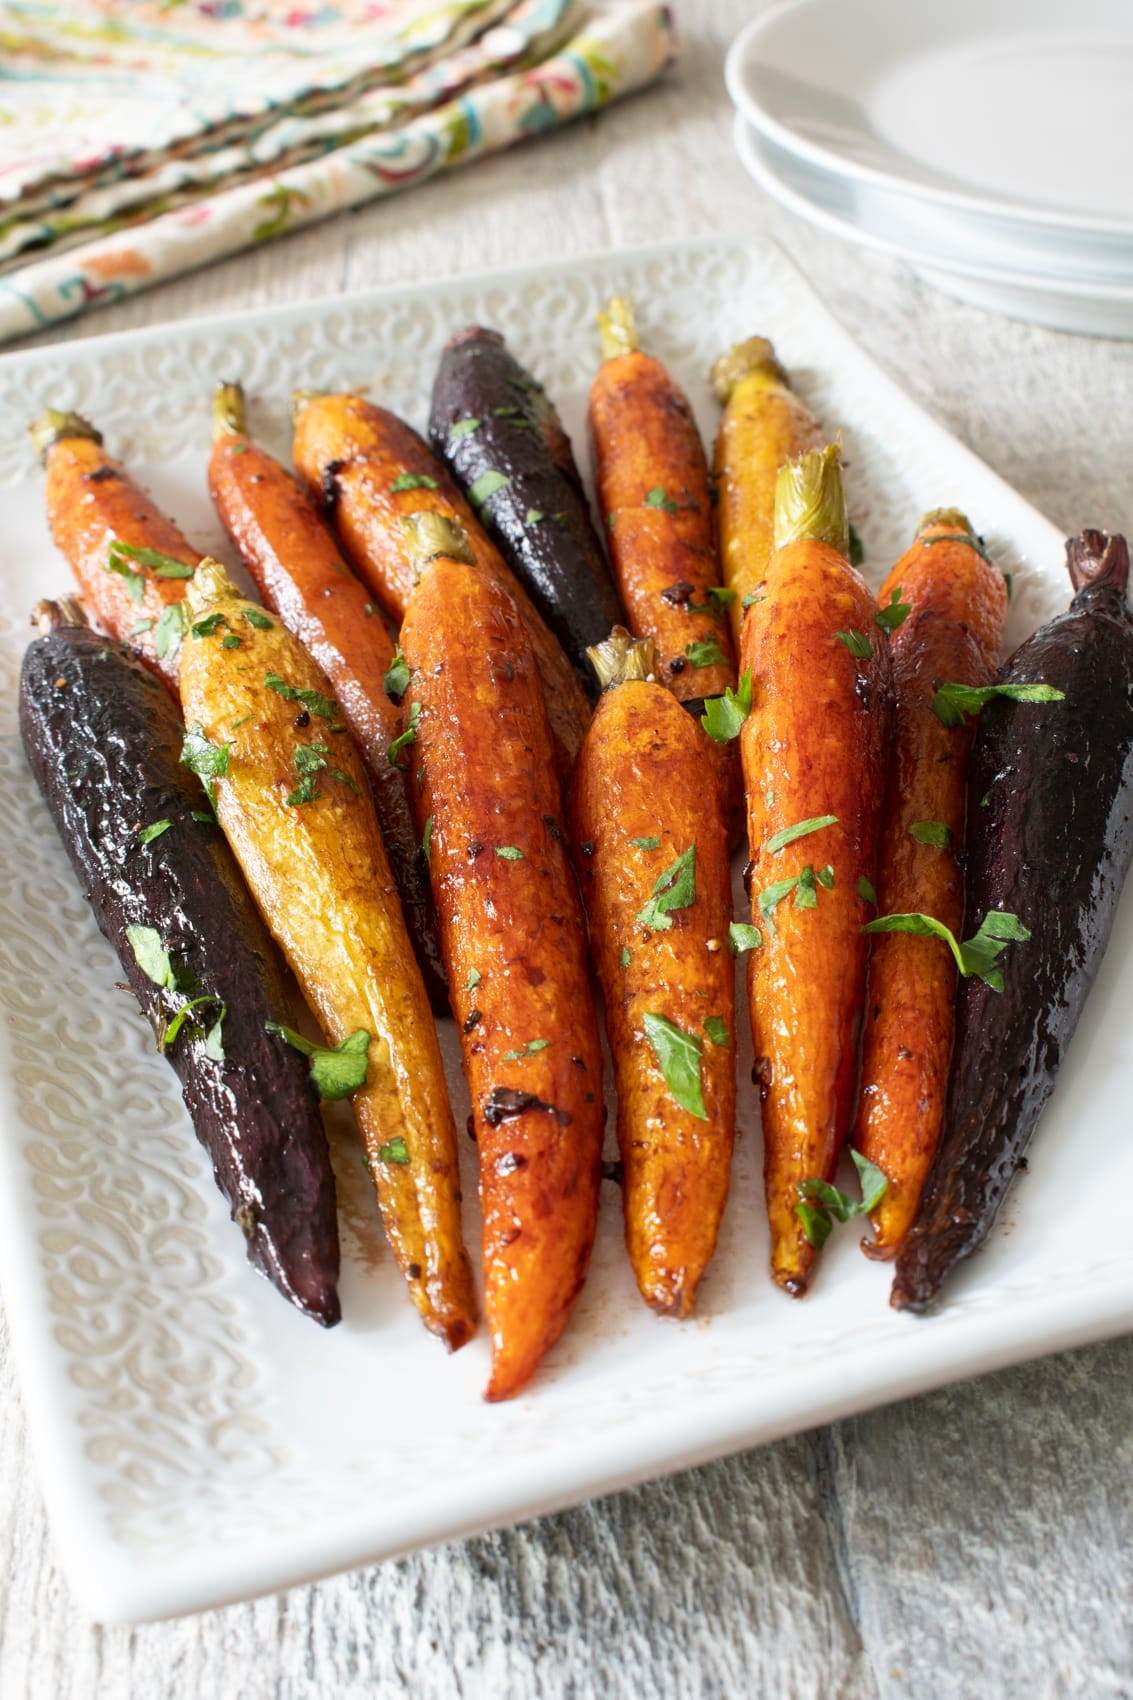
[1,6,1131,1696]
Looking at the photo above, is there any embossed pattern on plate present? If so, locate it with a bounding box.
[0,238,1129,1622]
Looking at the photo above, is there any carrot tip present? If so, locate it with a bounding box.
[586,625,656,691]
[29,408,102,462]
[30,595,87,635]
[213,379,247,441]
[772,443,848,555]
[917,506,972,537]
[710,336,787,404]
[597,294,639,361]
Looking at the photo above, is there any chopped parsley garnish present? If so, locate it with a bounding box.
[242,607,273,631]
[203,1007,226,1063]
[333,769,360,794]
[495,845,524,861]
[468,469,510,509]
[153,602,185,661]
[635,844,696,932]
[450,418,481,439]
[630,835,661,850]
[221,633,242,649]
[137,818,172,846]
[287,740,328,806]
[128,618,155,636]
[728,921,762,954]
[106,541,195,604]
[685,637,727,669]
[876,587,911,632]
[180,726,231,809]
[765,815,838,855]
[619,946,631,969]
[932,680,1065,727]
[191,613,226,638]
[862,909,1030,990]
[643,1012,706,1120]
[858,875,877,904]
[644,486,678,514]
[161,994,218,1051]
[525,508,545,525]
[265,1023,371,1100]
[704,1016,730,1047]
[708,586,737,609]
[835,629,872,659]
[379,1136,410,1165]
[383,647,410,703]
[909,820,952,849]
[816,865,835,889]
[700,670,752,744]
[796,1150,889,1246]
[264,672,342,723]
[125,924,177,991]
[742,590,764,609]
[390,472,438,493]
[502,1039,550,1060]
[105,548,144,604]
[421,815,434,858]
[387,701,421,767]
[758,863,830,926]
[464,968,482,992]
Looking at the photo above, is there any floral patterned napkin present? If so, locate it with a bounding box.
[0,0,675,343]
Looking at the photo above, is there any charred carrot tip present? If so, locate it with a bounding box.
[29,408,102,462]
[597,295,639,361]
[213,380,248,440]
[30,595,87,635]
[709,336,788,404]
[917,506,972,537]
[772,442,848,555]
[585,624,656,691]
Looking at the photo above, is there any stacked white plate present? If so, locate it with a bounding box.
[726,0,1133,336]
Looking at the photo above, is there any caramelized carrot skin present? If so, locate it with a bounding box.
[400,559,604,1401]
[45,435,200,688]
[741,539,890,1295]
[590,353,733,701]
[291,394,590,767]
[571,681,735,1315]
[856,529,1008,1257]
[208,432,447,1009]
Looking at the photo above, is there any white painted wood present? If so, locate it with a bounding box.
[1,3,1130,1694]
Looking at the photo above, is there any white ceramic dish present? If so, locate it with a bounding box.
[726,0,1133,237]
[734,116,1133,338]
[0,238,1130,1625]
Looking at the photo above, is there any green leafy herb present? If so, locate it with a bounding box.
[191,809,213,825]
[495,845,524,861]
[728,921,762,954]
[153,602,185,661]
[758,874,800,919]
[242,607,273,631]
[635,844,696,932]
[794,864,819,909]
[619,946,631,969]
[797,1201,833,1248]
[708,585,737,610]
[643,1012,706,1120]
[389,472,437,493]
[835,629,872,659]
[848,523,865,567]
[630,835,661,851]
[704,1016,730,1047]
[221,633,242,649]
[765,814,838,855]
[105,546,144,604]
[816,864,835,889]
[333,769,360,795]
[421,815,434,859]
[264,672,342,723]
[909,820,952,849]
[606,512,617,531]
[858,875,877,905]
[107,541,195,592]
[502,1039,550,1061]
[383,647,410,703]
[204,1006,226,1063]
[644,486,678,514]
[161,994,217,1051]
[932,680,1065,728]
[862,909,1030,990]
[287,740,328,806]
[265,1022,371,1100]
[741,590,764,609]
[190,613,226,638]
[379,1136,410,1165]
[449,417,481,439]
[464,968,482,993]
[700,670,752,744]
[137,818,172,846]
[876,586,911,632]
[468,469,510,509]
[525,508,545,525]
[180,726,231,810]
[128,618,155,636]
[796,1149,889,1245]
[125,924,177,991]
[923,530,992,564]
[387,701,421,767]
[685,638,727,669]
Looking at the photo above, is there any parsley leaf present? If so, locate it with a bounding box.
[153,602,186,661]
[421,814,434,859]
[242,607,273,631]
[136,818,172,846]
[449,418,481,439]
[704,1016,730,1047]
[876,587,911,632]
[190,613,227,638]
[644,486,678,514]
[464,968,482,993]
[765,814,838,855]
[204,1006,226,1063]
[264,672,342,723]
[728,921,762,954]
[107,539,195,588]
[932,680,1065,727]
[700,670,752,743]
[125,924,177,991]
[685,638,727,668]
[390,472,438,492]
[796,1149,890,1246]
[221,633,242,649]
[265,1022,371,1100]
[619,946,631,968]
[643,1012,707,1120]
[495,845,524,861]
[287,741,328,806]
[387,701,421,767]
[468,470,510,509]
[635,844,696,932]
[525,508,544,525]
[379,1136,410,1165]
[630,835,661,850]
[502,1038,550,1060]
[180,726,231,810]
[835,629,872,659]
[862,909,1030,990]
[383,647,410,703]
[909,820,952,848]
[708,585,737,609]
[742,590,764,609]
[161,994,218,1051]
[858,875,877,905]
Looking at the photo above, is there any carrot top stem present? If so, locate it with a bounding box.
[213,380,247,440]
[773,443,848,554]
[586,625,656,691]
[402,510,475,572]
[597,295,639,361]
[917,506,972,536]
[710,335,788,404]
[29,408,102,462]
[185,556,234,616]
[30,595,87,634]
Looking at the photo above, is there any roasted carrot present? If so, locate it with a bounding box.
[855,511,1008,1259]
[290,392,590,769]
[740,446,890,1296]
[207,381,447,1010]
[179,560,476,1349]
[398,514,605,1400]
[33,409,202,690]
[590,297,742,841]
[571,628,735,1316]
[711,339,823,653]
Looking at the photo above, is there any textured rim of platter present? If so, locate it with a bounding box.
[725,0,1133,242]
[0,237,1130,1624]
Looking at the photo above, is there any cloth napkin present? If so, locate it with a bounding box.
[0,0,675,344]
